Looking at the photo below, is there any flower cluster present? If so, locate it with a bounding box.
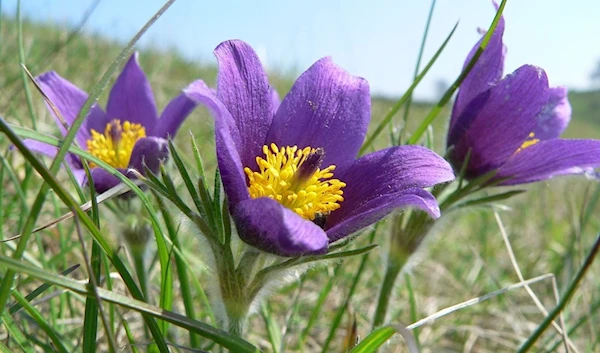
[446,12,600,184]
[185,40,455,256]
[25,53,201,193]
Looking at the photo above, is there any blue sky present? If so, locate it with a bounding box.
[4,0,600,99]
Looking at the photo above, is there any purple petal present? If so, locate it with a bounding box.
[447,88,492,148]
[496,139,600,185]
[451,4,506,128]
[90,168,123,194]
[532,86,571,140]
[268,57,370,176]
[152,80,201,138]
[450,65,549,177]
[214,40,273,170]
[71,169,87,187]
[106,52,158,129]
[233,197,328,256]
[36,71,107,147]
[326,189,440,243]
[128,137,169,173]
[22,139,85,185]
[22,139,57,158]
[325,145,454,241]
[184,80,249,207]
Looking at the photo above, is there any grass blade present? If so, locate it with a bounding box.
[398,0,437,143]
[517,233,600,353]
[17,0,37,130]
[1,313,35,353]
[349,325,419,353]
[299,266,340,348]
[156,195,201,348]
[0,118,170,351]
[359,20,458,154]
[0,7,178,347]
[10,290,70,353]
[8,264,79,315]
[0,254,263,353]
[321,229,377,352]
[407,0,507,144]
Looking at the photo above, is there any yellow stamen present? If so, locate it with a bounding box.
[515,132,540,153]
[86,119,146,168]
[244,144,346,221]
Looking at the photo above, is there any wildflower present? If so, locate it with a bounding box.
[188,40,454,256]
[24,53,201,193]
[447,9,600,185]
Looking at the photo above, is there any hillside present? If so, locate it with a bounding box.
[2,16,598,145]
[1,14,600,353]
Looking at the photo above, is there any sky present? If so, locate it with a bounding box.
[3,0,600,100]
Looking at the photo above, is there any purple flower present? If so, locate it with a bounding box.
[24,53,201,193]
[187,40,454,256]
[447,7,600,185]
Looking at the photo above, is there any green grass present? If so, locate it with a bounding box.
[1,10,600,353]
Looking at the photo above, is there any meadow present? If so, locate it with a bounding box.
[1,8,600,353]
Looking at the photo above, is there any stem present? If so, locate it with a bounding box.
[121,216,152,300]
[220,264,252,336]
[228,314,246,337]
[212,243,255,337]
[373,213,433,328]
[236,250,260,279]
[132,249,149,300]
[372,256,405,328]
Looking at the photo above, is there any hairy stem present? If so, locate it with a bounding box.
[372,255,405,328]
[373,213,433,328]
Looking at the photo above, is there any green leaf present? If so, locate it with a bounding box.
[17,0,38,130]
[454,190,526,209]
[0,254,263,353]
[0,340,15,353]
[261,304,282,353]
[397,0,438,144]
[82,205,103,353]
[300,266,340,348]
[2,121,169,351]
[212,168,225,243]
[10,290,70,353]
[1,313,35,353]
[168,139,206,217]
[156,196,202,348]
[8,264,79,315]
[350,325,419,353]
[189,132,207,181]
[321,227,378,353]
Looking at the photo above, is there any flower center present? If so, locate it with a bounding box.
[86,119,146,169]
[244,144,346,221]
[515,132,540,153]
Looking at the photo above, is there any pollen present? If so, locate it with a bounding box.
[86,119,146,169]
[515,132,540,153]
[244,144,346,221]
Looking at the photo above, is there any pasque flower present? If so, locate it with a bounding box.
[188,40,454,256]
[447,10,600,184]
[24,53,201,193]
